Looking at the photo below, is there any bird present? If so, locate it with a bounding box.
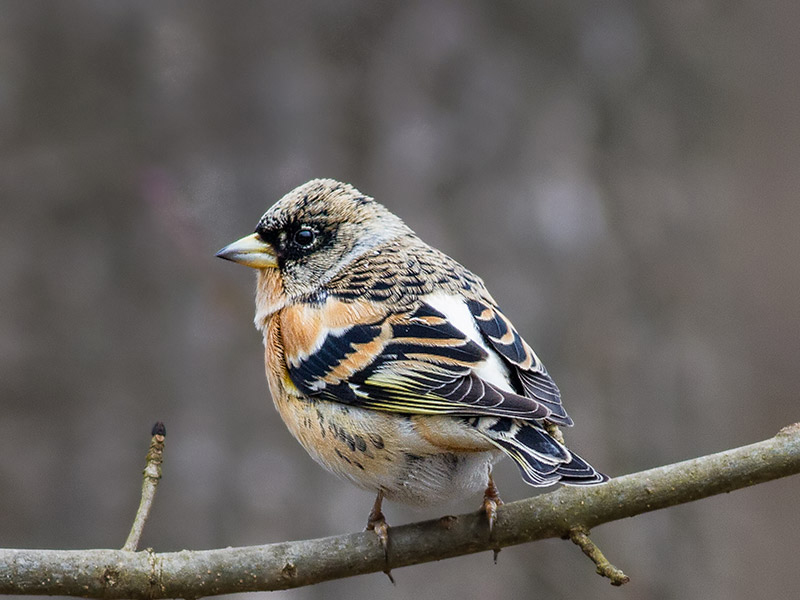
[216,178,607,548]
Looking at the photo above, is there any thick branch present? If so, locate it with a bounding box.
[1,424,799,598]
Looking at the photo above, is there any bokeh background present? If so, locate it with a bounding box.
[2,2,799,599]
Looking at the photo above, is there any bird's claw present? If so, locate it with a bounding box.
[482,495,503,533]
[367,490,394,583]
[366,513,390,556]
[482,471,504,562]
[482,472,504,533]
[366,517,394,584]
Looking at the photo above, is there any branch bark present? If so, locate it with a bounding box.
[2,423,799,599]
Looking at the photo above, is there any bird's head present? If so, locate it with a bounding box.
[217,179,411,308]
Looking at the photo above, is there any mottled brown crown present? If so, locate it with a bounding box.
[257,179,406,234]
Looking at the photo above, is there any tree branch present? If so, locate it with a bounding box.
[568,527,630,585]
[1,423,799,598]
[122,422,166,552]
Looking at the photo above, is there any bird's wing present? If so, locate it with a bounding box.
[464,297,572,425]
[279,297,560,421]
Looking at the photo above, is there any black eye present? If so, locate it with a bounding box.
[293,227,316,248]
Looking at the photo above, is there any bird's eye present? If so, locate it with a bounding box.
[293,227,316,248]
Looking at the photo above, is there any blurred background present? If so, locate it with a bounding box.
[2,1,799,599]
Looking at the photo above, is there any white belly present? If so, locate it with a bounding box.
[378,447,504,506]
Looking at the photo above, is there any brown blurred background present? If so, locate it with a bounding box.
[2,2,799,599]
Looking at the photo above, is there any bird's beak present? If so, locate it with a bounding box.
[215,233,279,269]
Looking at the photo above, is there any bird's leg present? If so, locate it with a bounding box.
[366,489,394,583]
[482,469,504,533]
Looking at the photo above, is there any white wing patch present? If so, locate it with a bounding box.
[423,292,515,394]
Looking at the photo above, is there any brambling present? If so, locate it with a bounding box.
[217,179,607,545]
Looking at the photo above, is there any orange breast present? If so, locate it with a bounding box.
[260,304,500,506]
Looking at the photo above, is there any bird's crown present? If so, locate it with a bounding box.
[217,178,414,305]
[256,178,405,236]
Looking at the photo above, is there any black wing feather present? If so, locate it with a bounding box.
[466,298,571,424]
[286,302,557,421]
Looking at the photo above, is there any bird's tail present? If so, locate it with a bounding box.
[475,418,607,486]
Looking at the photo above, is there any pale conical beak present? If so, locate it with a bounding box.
[215,233,279,269]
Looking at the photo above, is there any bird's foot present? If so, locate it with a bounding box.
[482,472,504,563]
[366,490,395,584]
[482,475,504,533]
[366,511,390,556]
[545,421,565,444]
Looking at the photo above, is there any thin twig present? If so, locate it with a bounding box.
[122,422,166,552]
[568,527,630,585]
[1,423,799,598]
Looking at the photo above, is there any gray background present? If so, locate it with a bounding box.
[2,2,799,599]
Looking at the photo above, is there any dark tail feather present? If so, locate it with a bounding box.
[480,419,607,487]
[556,452,609,485]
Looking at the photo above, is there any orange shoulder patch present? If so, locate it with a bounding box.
[279,298,388,367]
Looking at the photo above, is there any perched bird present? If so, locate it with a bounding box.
[217,179,606,544]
